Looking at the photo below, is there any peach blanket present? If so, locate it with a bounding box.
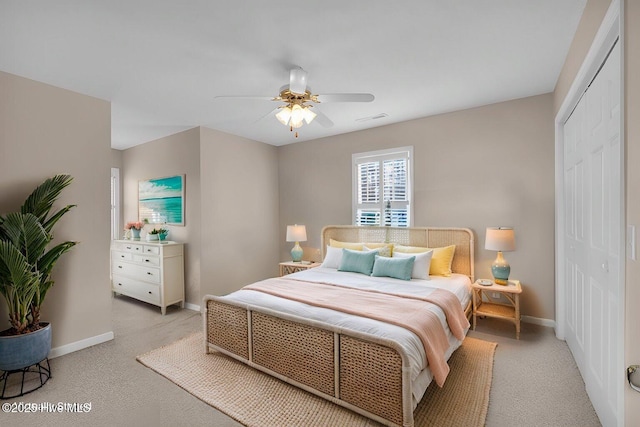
[244,278,469,387]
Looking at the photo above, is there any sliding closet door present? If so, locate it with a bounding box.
[564,90,588,371]
[563,41,621,427]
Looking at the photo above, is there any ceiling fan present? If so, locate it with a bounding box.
[216,67,375,138]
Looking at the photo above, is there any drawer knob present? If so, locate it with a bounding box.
[121,255,125,258]
[148,291,152,295]
[147,272,152,275]
[126,246,131,249]
[118,283,122,286]
[118,266,123,269]
[145,259,150,262]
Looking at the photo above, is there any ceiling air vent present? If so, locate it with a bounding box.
[356,113,388,122]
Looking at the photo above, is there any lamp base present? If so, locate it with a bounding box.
[491,251,510,286]
[291,242,303,262]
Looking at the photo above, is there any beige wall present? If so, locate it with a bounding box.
[111,148,123,169]
[0,71,112,348]
[121,127,201,306]
[625,0,640,424]
[278,94,555,321]
[554,0,613,114]
[200,127,280,297]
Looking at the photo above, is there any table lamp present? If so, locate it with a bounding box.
[286,224,307,262]
[485,227,516,285]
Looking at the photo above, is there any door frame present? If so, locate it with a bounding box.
[554,0,623,424]
[111,167,121,240]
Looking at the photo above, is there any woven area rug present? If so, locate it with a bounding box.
[137,333,496,427]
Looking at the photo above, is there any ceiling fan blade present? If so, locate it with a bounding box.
[289,67,308,95]
[253,107,280,123]
[313,109,334,128]
[214,95,273,101]
[315,93,375,103]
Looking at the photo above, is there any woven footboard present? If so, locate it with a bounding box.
[204,297,414,427]
[340,335,404,425]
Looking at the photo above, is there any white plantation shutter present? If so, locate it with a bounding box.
[352,147,412,227]
[358,161,380,204]
[383,158,407,202]
[356,209,380,226]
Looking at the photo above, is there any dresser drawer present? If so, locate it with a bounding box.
[112,261,161,284]
[112,275,161,305]
[134,255,160,266]
[143,245,160,255]
[120,243,143,254]
[112,250,133,262]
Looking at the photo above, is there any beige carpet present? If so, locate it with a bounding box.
[137,333,496,427]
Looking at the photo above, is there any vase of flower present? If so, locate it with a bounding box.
[125,222,143,240]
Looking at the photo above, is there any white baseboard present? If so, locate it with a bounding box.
[49,302,200,359]
[49,331,115,359]
[185,302,201,312]
[521,315,556,328]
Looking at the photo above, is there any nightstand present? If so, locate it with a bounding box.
[279,261,321,276]
[472,279,522,339]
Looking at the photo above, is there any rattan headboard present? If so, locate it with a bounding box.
[321,226,475,281]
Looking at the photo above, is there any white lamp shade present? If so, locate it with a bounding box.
[289,104,305,128]
[276,106,292,125]
[303,107,316,124]
[485,227,516,252]
[286,224,307,242]
[275,101,314,130]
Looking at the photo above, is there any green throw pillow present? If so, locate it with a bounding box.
[371,255,415,281]
[338,248,376,275]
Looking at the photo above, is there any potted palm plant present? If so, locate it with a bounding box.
[0,175,77,378]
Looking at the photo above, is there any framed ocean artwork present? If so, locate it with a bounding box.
[138,175,185,225]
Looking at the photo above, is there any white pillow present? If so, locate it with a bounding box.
[393,250,433,280]
[321,245,343,269]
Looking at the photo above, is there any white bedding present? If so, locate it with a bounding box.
[222,267,471,406]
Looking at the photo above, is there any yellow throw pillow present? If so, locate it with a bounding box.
[394,244,456,276]
[329,239,364,251]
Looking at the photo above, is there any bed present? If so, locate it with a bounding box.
[203,226,475,427]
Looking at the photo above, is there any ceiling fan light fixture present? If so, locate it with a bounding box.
[303,106,316,124]
[275,106,292,125]
[289,104,305,128]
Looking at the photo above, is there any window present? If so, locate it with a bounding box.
[352,147,413,227]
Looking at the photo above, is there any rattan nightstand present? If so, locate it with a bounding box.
[279,261,321,277]
[472,279,522,339]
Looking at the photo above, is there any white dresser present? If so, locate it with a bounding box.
[111,240,185,315]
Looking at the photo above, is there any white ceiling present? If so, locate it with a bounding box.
[0,0,586,149]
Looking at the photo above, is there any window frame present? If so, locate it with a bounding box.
[351,146,414,227]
